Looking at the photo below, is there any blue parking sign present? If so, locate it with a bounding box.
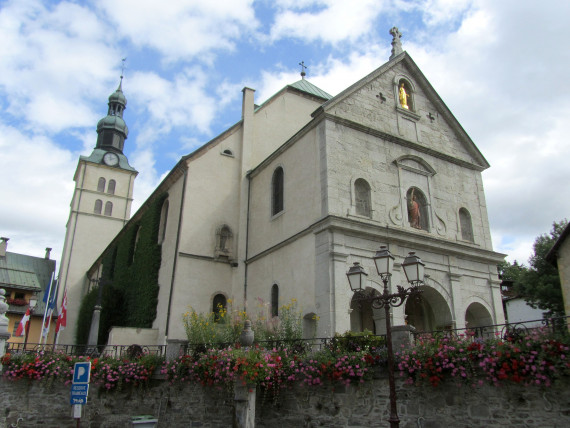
[70,384,89,405]
[73,362,91,384]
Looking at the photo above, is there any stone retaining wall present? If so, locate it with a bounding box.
[1,376,569,427]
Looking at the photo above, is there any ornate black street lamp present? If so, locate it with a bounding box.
[346,246,425,428]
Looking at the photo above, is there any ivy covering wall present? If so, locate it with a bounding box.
[76,193,168,345]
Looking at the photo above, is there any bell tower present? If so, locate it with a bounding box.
[57,77,138,344]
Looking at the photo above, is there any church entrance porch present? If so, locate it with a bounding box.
[404,285,453,332]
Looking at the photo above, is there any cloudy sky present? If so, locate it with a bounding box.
[1,0,569,270]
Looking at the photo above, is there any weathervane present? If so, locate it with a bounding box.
[299,61,307,79]
[121,57,127,81]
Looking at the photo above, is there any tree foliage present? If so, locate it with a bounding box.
[75,193,166,345]
[499,219,568,317]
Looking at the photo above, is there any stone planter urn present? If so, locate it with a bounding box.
[239,320,254,347]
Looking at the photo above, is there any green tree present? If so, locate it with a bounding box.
[500,220,568,317]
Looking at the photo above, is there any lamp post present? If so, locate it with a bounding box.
[346,246,425,428]
[23,295,38,351]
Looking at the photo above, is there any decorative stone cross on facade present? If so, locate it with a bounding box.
[389,27,403,59]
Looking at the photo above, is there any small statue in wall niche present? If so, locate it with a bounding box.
[399,83,409,109]
[408,188,421,229]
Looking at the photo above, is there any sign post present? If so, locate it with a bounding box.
[70,362,91,427]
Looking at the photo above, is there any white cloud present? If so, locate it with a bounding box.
[128,68,218,144]
[270,0,387,43]
[416,0,473,27]
[0,0,121,132]
[256,46,386,103]
[411,1,570,262]
[97,0,258,62]
[0,123,77,264]
[129,148,162,216]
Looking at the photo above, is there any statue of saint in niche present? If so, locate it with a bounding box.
[399,83,409,109]
[408,188,421,229]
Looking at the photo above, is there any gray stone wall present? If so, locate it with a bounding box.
[2,376,569,428]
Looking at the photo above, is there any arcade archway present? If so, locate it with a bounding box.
[405,286,452,332]
[465,302,493,329]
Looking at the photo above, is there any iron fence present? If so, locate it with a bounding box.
[5,342,166,358]
[3,316,568,359]
[182,334,388,357]
[411,315,570,342]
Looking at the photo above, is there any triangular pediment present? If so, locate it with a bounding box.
[315,52,489,170]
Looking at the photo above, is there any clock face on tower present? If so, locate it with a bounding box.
[103,152,119,166]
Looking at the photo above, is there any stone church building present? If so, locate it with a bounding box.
[58,29,505,345]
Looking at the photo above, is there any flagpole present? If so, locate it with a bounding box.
[39,271,55,344]
[54,286,67,347]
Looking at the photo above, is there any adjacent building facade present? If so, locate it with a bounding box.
[66,30,506,345]
[0,238,57,344]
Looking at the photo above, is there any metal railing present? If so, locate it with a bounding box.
[4,316,568,358]
[412,315,570,342]
[182,334,388,357]
[5,342,166,358]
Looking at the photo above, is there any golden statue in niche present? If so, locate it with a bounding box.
[399,83,409,109]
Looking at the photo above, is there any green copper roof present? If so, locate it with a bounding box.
[80,149,138,172]
[288,79,332,100]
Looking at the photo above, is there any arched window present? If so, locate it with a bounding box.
[222,149,233,156]
[104,201,113,216]
[406,187,429,231]
[158,200,169,244]
[107,179,116,195]
[213,294,227,322]
[271,284,279,317]
[272,167,284,216]
[97,177,106,192]
[94,199,102,214]
[354,178,371,217]
[459,208,474,242]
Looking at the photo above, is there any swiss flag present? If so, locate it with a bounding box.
[55,289,67,334]
[15,308,30,337]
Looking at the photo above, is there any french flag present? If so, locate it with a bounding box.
[15,308,30,337]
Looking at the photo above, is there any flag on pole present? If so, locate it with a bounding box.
[15,308,31,337]
[41,274,57,341]
[55,288,67,334]
[41,290,56,339]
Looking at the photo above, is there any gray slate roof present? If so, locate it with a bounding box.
[0,251,56,314]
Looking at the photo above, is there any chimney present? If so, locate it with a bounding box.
[0,237,8,257]
[241,87,255,120]
[45,247,52,259]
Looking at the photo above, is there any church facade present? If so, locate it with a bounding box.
[64,30,505,345]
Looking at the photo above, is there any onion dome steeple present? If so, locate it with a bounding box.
[95,76,129,153]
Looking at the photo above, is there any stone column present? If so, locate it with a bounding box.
[233,321,256,428]
[233,383,256,428]
[165,339,188,362]
[87,304,102,347]
[449,272,464,329]
[391,325,416,350]
[0,288,11,372]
